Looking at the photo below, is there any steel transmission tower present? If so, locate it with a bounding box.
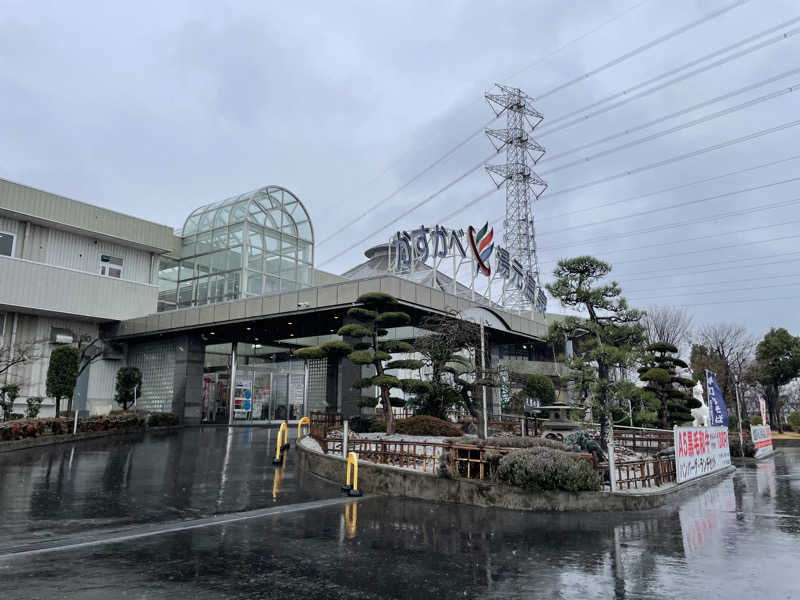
[485,84,547,308]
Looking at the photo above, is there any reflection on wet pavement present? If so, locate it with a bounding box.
[1,429,799,599]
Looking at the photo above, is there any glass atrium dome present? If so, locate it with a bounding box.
[158,186,314,311]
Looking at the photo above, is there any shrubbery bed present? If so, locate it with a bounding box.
[497,446,602,492]
[0,412,175,442]
[370,415,463,437]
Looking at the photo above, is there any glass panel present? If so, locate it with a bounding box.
[209,275,224,303]
[265,231,280,252]
[159,256,180,281]
[195,254,211,278]
[281,214,297,236]
[224,271,241,301]
[298,242,312,263]
[247,245,263,271]
[296,220,313,242]
[228,245,243,271]
[212,228,228,250]
[183,215,199,235]
[298,264,312,286]
[229,223,244,245]
[198,211,214,232]
[211,251,228,274]
[196,231,212,254]
[196,276,209,305]
[230,201,248,223]
[281,278,298,292]
[284,200,299,217]
[282,235,297,256]
[179,259,195,281]
[266,209,282,230]
[249,203,267,226]
[280,256,296,280]
[180,236,195,258]
[264,275,280,294]
[214,205,231,228]
[247,271,262,296]
[248,228,263,249]
[178,280,195,308]
[264,253,280,275]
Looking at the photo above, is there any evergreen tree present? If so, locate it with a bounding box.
[46,345,80,417]
[638,342,698,428]
[294,292,426,434]
[115,366,142,410]
[752,327,800,431]
[547,256,644,448]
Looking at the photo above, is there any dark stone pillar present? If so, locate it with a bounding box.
[172,334,205,424]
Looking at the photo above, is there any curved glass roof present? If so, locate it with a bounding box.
[182,186,313,243]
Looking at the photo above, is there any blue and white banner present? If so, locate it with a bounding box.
[706,371,728,427]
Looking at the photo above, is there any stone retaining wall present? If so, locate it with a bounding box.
[297,438,736,512]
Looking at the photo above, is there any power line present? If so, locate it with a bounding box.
[667,294,799,308]
[500,0,653,83]
[317,119,495,247]
[540,80,800,176]
[625,271,800,295]
[628,280,800,301]
[538,16,800,135]
[538,175,800,237]
[617,251,800,282]
[535,0,753,100]
[537,195,800,253]
[539,215,800,266]
[543,118,800,199]
[536,152,800,224]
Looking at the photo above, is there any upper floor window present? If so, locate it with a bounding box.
[0,231,14,257]
[100,254,123,278]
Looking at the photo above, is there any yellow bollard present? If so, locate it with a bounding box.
[297,416,310,440]
[345,502,358,539]
[341,452,362,497]
[272,422,288,464]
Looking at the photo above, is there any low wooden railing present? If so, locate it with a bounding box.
[310,411,341,439]
[614,429,674,452]
[613,457,676,490]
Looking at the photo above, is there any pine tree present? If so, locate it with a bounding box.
[638,342,698,428]
[294,292,427,434]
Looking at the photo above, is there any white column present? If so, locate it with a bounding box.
[228,343,237,425]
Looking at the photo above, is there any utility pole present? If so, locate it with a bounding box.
[480,319,488,439]
[485,84,547,310]
[734,375,745,458]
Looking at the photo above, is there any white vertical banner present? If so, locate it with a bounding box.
[759,397,767,426]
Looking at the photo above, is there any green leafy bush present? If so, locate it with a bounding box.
[729,437,756,458]
[565,429,594,453]
[370,415,462,436]
[337,324,372,338]
[497,446,602,492]
[25,397,43,419]
[749,415,763,426]
[447,436,567,451]
[147,412,180,427]
[787,411,800,432]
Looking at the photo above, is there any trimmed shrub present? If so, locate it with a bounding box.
[147,412,180,427]
[787,411,800,432]
[749,415,763,426]
[337,324,372,338]
[26,397,43,419]
[370,415,462,437]
[447,436,567,450]
[348,416,375,433]
[497,446,602,492]
[729,437,756,458]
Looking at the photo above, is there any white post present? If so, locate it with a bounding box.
[72,405,79,435]
[343,419,349,459]
[734,375,745,458]
[303,361,310,418]
[480,320,488,439]
[228,343,237,425]
[607,422,617,493]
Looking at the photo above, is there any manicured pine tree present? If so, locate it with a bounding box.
[637,342,698,428]
[46,345,80,417]
[294,292,427,434]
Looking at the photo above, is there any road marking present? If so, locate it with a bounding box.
[0,496,362,560]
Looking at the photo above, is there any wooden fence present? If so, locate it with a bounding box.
[613,457,676,490]
[310,412,341,439]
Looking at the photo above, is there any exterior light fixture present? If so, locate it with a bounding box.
[287,322,293,325]
[209,331,215,335]
[246,326,252,331]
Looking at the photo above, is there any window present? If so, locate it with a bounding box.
[99,254,123,278]
[0,231,14,257]
[0,312,5,339]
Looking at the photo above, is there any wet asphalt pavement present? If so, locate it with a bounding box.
[0,427,798,599]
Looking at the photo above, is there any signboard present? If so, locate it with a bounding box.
[759,397,767,426]
[234,379,253,414]
[674,426,731,483]
[388,223,547,316]
[706,371,728,427]
[499,367,511,407]
[750,424,773,458]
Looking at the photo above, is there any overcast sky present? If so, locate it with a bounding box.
[2,0,799,341]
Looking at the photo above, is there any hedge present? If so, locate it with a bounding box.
[0,412,177,442]
[370,415,462,437]
[497,446,602,492]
